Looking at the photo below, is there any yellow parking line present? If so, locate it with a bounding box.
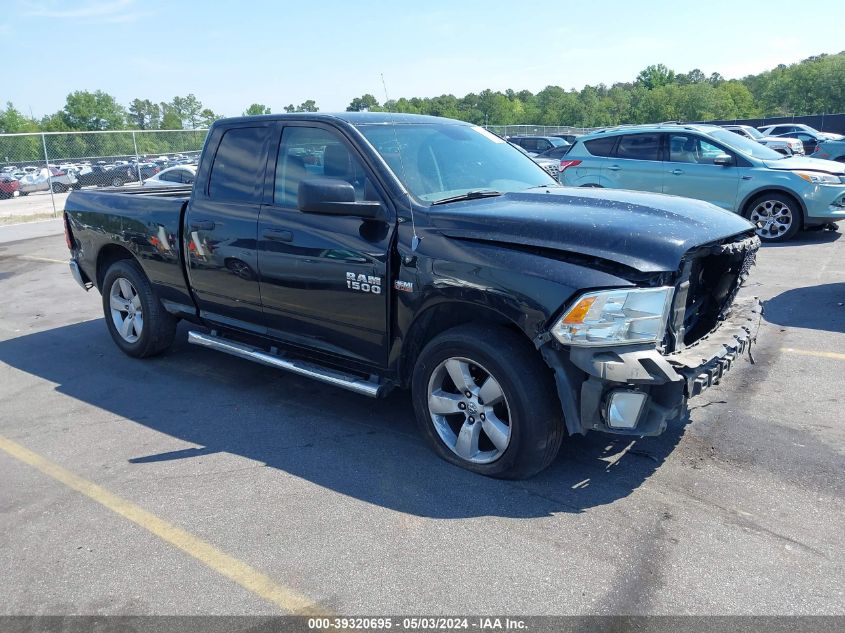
[0,433,325,615]
[13,255,67,264]
[781,347,845,361]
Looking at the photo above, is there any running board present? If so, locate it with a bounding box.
[187,330,384,398]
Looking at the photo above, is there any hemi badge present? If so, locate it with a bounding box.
[394,280,414,292]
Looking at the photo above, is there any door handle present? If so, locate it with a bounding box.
[671,169,684,176]
[607,165,621,171]
[190,220,215,230]
[263,228,293,242]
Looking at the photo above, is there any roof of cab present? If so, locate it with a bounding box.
[212,112,468,127]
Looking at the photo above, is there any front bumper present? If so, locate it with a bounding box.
[542,296,762,437]
[802,183,845,223]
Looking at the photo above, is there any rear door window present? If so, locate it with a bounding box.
[208,126,268,202]
[583,136,617,157]
[616,134,661,161]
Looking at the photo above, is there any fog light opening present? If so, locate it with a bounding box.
[605,390,648,430]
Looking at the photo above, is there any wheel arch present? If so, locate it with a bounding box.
[96,243,140,290]
[397,300,532,388]
[739,187,807,225]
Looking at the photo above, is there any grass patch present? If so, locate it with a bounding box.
[0,212,60,225]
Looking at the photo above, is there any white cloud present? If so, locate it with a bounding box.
[23,0,150,22]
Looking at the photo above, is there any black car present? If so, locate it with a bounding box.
[534,144,574,159]
[75,163,159,188]
[507,135,569,155]
[64,112,761,479]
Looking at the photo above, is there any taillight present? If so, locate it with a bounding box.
[559,159,582,172]
[63,212,74,251]
[55,170,65,177]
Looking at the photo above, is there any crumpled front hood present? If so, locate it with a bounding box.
[762,156,845,174]
[426,188,754,273]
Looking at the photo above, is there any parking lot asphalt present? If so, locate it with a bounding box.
[0,222,843,615]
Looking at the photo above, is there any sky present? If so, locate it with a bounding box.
[2,0,845,119]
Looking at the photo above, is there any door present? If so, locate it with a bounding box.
[184,124,273,333]
[662,133,740,211]
[256,123,394,367]
[603,132,663,192]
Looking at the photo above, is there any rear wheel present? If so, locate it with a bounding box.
[101,259,177,358]
[411,324,564,479]
[51,182,67,193]
[111,177,124,187]
[745,192,801,242]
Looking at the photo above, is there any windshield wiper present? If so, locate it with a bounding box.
[524,183,563,190]
[430,190,502,205]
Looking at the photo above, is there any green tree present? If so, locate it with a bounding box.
[244,103,271,116]
[283,100,319,113]
[199,109,223,127]
[636,64,676,90]
[346,94,381,112]
[0,102,39,133]
[61,90,126,130]
[128,99,161,129]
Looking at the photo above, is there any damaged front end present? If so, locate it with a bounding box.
[541,233,762,437]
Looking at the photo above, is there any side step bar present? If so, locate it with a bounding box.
[187,330,385,398]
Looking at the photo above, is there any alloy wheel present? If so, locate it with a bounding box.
[109,277,143,343]
[749,199,793,239]
[426,357,512,464]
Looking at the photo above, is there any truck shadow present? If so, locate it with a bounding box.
[0,320,687,518]
[764,282,845,334]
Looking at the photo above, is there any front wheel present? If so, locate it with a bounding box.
[111,177,124,187]
[101,259,177,358]
[745,192,801,242]
[51,182,67,193]
[411,324,564,479]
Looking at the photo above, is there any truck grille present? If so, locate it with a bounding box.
[668,234,760,351]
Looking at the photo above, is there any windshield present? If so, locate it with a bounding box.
[707,128,785,160]
[357,123,557,203]
[742,127,764,139]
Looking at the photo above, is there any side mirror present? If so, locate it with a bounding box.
[713,153,734,166]
[298,178,383,219]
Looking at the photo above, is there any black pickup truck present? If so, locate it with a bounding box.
[64,113,761,478]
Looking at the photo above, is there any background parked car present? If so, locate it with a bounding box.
[812,138,845,163]
[142,165,197,187]
[17,167,79,194]
[774,129,830,155]
[76,163,158,188]
[559,123,845,242]
[550,133,580,144]
[507,135,569,155]
[722,125,804,155]
[758,123,844,141]
[0,175,20,199]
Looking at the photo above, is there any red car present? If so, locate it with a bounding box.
[0,176,20,199]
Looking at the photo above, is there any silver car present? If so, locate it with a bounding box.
[142,165,197,187]
[723,125,804,155]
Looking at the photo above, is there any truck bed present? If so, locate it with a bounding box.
[65,186,195,316]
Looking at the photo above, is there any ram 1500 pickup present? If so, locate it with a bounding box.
[64,113,761,478]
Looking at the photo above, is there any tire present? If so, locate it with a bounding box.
[112,177,124,187]
[19,191,29,196]
[51,182,67,193]
[744,192,802,243]
[101,259,177,358]
[411,324,564,479]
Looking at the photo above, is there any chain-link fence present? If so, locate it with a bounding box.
[0,129,208,218]
[485,124,601,138]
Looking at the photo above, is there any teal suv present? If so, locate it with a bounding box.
[560,123,845,242]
